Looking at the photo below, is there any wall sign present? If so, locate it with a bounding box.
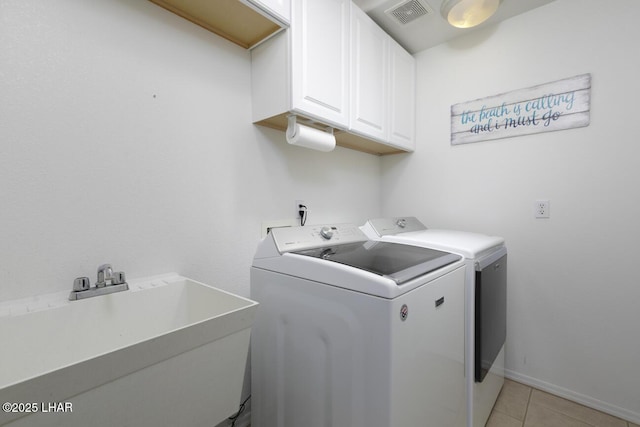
[450,73,591,145]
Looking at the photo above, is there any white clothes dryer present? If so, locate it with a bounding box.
[251,224,467,427]
[361,217,507,427]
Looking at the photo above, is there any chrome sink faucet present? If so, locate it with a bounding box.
[96,263,114,287]
[69,264,129,301]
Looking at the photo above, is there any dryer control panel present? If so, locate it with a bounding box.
[361,217,427,237]
[271,224,366,253]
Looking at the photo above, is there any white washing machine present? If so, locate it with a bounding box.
[361,217,507,427]
[251,224,467,427]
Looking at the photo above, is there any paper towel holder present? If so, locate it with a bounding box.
[286,114,334,139]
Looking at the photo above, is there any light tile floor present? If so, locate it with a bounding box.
[488,379,639,427]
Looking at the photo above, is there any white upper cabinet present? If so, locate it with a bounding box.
[290,0,350,128]
[251,0,350,129]
[251,0,415,155]
[350,5,388,142]
[350,5,415,151]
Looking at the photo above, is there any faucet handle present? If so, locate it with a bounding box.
[73,277,91,292]
[113,271,126,285]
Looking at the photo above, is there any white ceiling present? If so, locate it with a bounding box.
[352,0,555,54]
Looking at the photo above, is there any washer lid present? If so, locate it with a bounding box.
[292,240,461,285]
[386,229,505,259]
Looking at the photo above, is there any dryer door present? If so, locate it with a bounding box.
[475,249,507,382]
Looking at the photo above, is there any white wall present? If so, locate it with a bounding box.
[381,0,640,422]
[5,0,638,422]
[0,0,382,302]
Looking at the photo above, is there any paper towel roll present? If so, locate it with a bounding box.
[286,122,336,152]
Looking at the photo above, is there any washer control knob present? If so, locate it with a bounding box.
[396,218,407,228]
[320,226,334,240]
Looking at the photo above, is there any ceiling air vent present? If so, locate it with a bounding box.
[385,0,432,25]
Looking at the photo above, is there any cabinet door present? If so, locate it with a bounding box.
[388,39,416,151]
[291,0,350,128]
[350,5,388,142]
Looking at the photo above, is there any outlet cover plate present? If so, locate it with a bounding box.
[535,200,550,218]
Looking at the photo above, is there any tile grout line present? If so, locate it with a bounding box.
[521,385,533,427]
[517,386,632,427]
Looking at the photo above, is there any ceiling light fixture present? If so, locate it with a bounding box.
[440,0,502,28]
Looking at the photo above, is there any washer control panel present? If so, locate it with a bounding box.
[319,226,334,240]
[271,224,366,253]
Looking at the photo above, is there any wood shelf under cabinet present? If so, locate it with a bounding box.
[255,114,406,156]
[149,0,282,49]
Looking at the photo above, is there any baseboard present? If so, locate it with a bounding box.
[505,369,640,425]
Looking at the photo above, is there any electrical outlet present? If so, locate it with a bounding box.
[295,199,306,219]
[534,200,550,218]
